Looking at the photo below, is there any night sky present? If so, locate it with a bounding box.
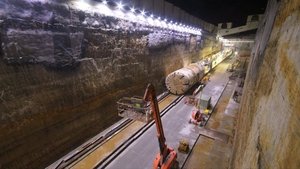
[166,0,268,26]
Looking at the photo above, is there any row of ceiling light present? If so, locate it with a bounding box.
[74,0,202,35]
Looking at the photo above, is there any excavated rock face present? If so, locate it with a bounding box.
[231,0,300,168]
[0,1,220,168]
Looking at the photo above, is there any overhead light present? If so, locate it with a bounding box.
[130,7,135,12]
[117,2,123,10]
[72,0,202,36]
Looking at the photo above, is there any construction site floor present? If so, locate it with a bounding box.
[48,57,239,169]
[183,73,240,169]
[103,58,234,169]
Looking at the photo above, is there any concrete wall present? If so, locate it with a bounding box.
[0,1,219,168]
[231,0,300,168]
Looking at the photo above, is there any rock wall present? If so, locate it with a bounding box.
[0,1,219,169]
[231,0,300,168]
[200,37,221,59]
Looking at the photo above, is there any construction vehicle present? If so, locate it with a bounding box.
[189,109,206,127]
[117,84,178,169]
[189,93,211,127]
[144,84,178,169]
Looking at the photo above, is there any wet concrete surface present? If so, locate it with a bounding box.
[104,59,232,169]
[48,94,179,169]
[49,58,236,169]
[183,70,240,169]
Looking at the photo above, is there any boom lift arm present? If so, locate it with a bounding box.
[143,84,177,169]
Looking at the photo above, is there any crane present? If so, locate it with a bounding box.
[143,84,178,169]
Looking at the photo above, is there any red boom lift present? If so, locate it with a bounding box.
[117,84,178,169]
[143,84,178,169]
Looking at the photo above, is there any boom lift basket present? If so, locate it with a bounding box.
[117,96,153,123]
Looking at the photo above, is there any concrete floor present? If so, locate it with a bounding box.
[103,59,233,169]
[49,57,239,169]
[49,95,179,169]
[183,77,239,169]
[71,94,179,169]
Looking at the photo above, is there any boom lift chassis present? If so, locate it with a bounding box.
[117,84,178,169]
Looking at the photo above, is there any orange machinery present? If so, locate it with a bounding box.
[143,84,178,169]
[117,84,178,169]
